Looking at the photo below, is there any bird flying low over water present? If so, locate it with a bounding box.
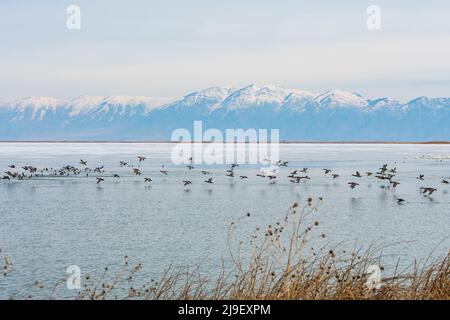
[396,198,406,205]
[421,187,437,195]
[138,156,146,162]
[379,164,388,173]
[390,181,400,188]
[183,180,192,186]
[79,159,87,165]
[442,180,449,184]
[8,165,15,169]
[144,177,152,183]
[352,171,362,178]
[323,169,332,174]
[240,176,248,179]
[201,170,210,175]
[276,160,288,167]
[119,161,128,167]
[204,177,213,184]
[348,182,360,189]
[133,168,141,175]
[96,177,104,184]
[113,174,120,178]
[332,174,340,179]
[417,174,424,180]
[94,166,104,173]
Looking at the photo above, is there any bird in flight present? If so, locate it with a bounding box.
[96,177,104,184]
[204,177,213,184]
[348,182,360,189]
[421,187,437,195]
[352,171,362,178]
[138,156,146,162]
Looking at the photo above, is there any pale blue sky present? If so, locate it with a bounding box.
[0,0,449,101]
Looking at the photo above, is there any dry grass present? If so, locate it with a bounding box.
[2,198,449,300]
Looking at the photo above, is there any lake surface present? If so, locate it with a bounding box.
[0,143,449,299]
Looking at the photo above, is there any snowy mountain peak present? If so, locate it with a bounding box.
[219,84,292,111]
[314,89,368,108]
[4,96,68,110]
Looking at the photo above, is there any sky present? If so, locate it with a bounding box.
[0,0,449,102]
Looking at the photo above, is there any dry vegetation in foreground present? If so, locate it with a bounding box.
[2,198,449,300]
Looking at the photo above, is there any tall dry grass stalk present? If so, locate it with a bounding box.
[2,198,449,300]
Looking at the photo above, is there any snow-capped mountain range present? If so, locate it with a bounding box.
[1,84,449,141]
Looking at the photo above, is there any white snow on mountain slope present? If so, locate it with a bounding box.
[313,89,368,109]
[1,86,449,121]
[279,90,318,112]
[218,84,293,111]
[368,97,402,110]
[68,95,176,116]
[178,86,236,111]
[2,96,68,111]
[1,97,69,121]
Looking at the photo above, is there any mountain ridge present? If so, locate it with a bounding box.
[1,85,449,141]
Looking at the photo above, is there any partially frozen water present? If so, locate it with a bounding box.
[0,143,449,298]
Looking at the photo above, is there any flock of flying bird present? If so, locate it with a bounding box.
[2,156,449,204]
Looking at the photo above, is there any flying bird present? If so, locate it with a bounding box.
[348,182,360,189]
[421,187,437,195]
[352,171,362,178]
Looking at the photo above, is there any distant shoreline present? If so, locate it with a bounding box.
[0,141,449,144]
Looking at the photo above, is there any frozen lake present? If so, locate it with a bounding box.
[0,143,449,298]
